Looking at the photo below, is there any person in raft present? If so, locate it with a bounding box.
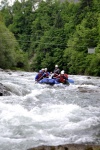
[35,68,50,81]
[43,68,50,78]
[35,69,45,81]
[52,64,60,79]
[56,70,69,84]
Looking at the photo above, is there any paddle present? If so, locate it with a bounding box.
[35,72,45,83]
[68,78,74,83]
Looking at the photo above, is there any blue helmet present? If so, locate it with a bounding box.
[39,70,42,73]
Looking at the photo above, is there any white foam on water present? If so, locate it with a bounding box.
[0,102,29,121]
[0,71,100,150]
[75,136,94,144]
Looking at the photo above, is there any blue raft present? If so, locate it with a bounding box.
[38,78,74,85]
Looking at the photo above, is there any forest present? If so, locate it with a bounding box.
[0,0,100,76]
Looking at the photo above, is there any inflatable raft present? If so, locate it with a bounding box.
[38,78,74,85]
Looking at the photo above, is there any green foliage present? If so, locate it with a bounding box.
[85,53,100,76]
[0,15,29,70]
[0,21,17,69]
[0,0,100,75]
[64,5,100,75]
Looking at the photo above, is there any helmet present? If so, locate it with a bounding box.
[55,65,58,67]
[39,70,42,73]
[41,68,45,71]
[61,70,64,74]
[45,68,47,71]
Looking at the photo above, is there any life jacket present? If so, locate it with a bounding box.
[64,74,68,79]
[54,68,60,74]
[35,73,44,81]
[52,73,58,78]
[56,74,68,84]
[43,71,50,78]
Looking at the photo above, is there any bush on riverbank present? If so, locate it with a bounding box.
[0,15,29,71]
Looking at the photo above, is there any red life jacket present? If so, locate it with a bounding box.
[36,73,43,81]
[56,74,68,83]
[53,73,58,78]
[64,74,68,79]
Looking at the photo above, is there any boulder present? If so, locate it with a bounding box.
[27,144,100,150]
[0,83,11,96]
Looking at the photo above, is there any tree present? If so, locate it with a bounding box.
[0,20,18,69]
[0,15,29,70]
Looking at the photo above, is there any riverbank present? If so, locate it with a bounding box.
[27,144,100,150]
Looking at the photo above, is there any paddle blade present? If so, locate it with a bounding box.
[68,78,74,83]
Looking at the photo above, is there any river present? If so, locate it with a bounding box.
[0,70,100,150]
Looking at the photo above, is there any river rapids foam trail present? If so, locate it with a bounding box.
[0,71,100,150]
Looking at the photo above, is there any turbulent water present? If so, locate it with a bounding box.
[0,70,100,150]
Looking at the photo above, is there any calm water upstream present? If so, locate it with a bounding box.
[0,70,100,150]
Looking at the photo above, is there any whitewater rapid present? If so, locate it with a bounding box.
[0,70,100,150]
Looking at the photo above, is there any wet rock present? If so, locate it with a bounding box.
[78,87,97,93]
[81,81,95,86]
[0,83,11,96]
[78,87,88,92]
[0,68,4,71]
[27,144,100,150]
[96,77,100,79]
[8,72,12,75]
[20,74,24,76]
[87,77,91,79]
[78,87,88,93]
[4,69,12,75]
[5,69,11,72]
